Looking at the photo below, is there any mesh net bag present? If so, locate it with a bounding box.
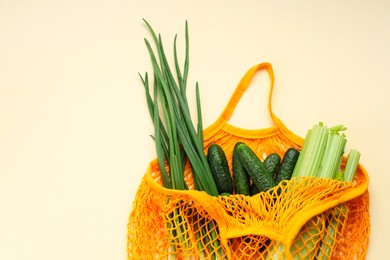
[127,63,370,259]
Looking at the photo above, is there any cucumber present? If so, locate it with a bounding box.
[274,148,300,184]
[265,153,281,179]
[207,144,233,194]
[236,143,277,192]
[232,142,251,196]
[251,153,281,195]
[220,192,231,197]
[250,182,262,196]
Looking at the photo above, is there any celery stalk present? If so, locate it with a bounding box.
[291,128,311,178]
[316,147,360,259]
[316,205,347,259]
[344,149,361,182]
[291,123,329,178]
[291,215,324,260]
[265,240,285,259]
[317,131,347,179]
[316,148,360,259]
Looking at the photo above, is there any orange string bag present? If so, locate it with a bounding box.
[127,62,370,259]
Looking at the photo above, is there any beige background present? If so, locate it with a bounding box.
[1,0,389,259]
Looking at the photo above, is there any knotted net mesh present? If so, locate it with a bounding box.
[128,125,370,259]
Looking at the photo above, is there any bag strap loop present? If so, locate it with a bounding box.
[219,62,278,124]
[205,62,303,146]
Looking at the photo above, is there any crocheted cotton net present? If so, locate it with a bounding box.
[127,63,370,259]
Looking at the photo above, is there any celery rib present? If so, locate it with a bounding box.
[344,149,361,182]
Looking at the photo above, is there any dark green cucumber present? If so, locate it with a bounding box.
[265,153,281,179]
[232,142,251,196]
[251,153,281,195]
[207,144,233,194]
[274,148,300,184]
[220,192,231,197]
[250,183,262,196]
[236,143,276,192]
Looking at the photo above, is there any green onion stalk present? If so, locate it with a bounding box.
[139,19,224,259]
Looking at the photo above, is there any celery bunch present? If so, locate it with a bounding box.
[291,122,360,181]
[291,122,361,259]
[266,122,361,259]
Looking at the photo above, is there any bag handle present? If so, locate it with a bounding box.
[205,62,303,146]
[219,62,278,125]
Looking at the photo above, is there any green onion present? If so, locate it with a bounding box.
[141,18,219,197]
[151,74,171,189]
[140,19,223,258]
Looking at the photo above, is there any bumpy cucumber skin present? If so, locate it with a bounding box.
[220,192,231,197]
[251,153,281,195]
[274,148,300,184]
[207,144,233,194]
[236,143,277,192]
[264,153,281,179]
[233,142,251,196]
[250,182,262,196]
